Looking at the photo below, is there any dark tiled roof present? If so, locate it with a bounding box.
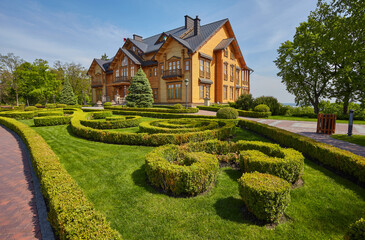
[199,52,213,60]
[121,48,142,65]
[213,38,234,51]
[95,58,114,72]
[141,60,158,67]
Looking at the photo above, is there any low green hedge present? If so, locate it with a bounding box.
[81,115,142,129]
[238,172,291,223]
[238,119,365,184]
[0,117,121,239]
[25,106,38,111]
[34,116,72,127]
[111,109,217,119]
[197,106,271,118]
[0,111,35,119]
[185,139,304,183]
[105,106,199,113]
[216,107,238,119]
[139,119,220,134]
[71,110,236,146]
[145,144,219,196]
[93,111,113,119]
[37,111,64,117]
[346,217,365,240]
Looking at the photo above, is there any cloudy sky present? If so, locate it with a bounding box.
[0,0,318,103]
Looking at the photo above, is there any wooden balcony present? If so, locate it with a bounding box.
[91,79,103,88]
[113,76,131,84]
[162,69,182,79]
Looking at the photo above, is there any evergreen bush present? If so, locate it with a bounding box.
[104,102,112,107]
[253,96,281,115]
[234,94,254,110]
[126,68,154,108]
[59,78,77,105]
[216,107,238,119]
[254,104,270,112]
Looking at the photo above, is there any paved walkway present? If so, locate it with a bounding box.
[0,126,42,240]
[194,110,365,157]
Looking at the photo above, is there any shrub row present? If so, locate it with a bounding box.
[0,111,35,119]
[34,116,72,127]
[0,117,121,239]
[238,172,291,223]
[111,109,217,119]
[139,119,220,134]
[345,217,365,240]
[185,139,304,183]
[238,119,365,184]
[197,106,271,118]
[145,145,219,196]
[37,111,64,117]
[105,106,199,113]
[81,115,142,129]
[92,111,113,119]
[71,110,236,146]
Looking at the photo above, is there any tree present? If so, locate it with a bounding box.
[234,93,254,110]
[101,53,109,61]
[126,68,153,108]
[0,53,24,105]
[59,78,77,105]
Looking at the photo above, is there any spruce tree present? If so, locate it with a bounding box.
[59,78,77,105]
[126,67,153,108]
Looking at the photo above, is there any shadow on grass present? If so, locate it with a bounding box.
[223,168,242,182]
[131,165,160,195]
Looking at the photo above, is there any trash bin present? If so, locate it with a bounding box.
[316,113,337,134]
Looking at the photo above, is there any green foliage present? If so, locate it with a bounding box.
[34,116,71,126]
[198,106,271,118]
[254,104,270,113]
[238,172,291,223]
[45,103,56,108]
[234,94,254,110]
[216,107,238,119]
[346,217,365,240]
[59,78,77,105]
[92,111,113,119]
[145,144,219,196]
[56,104,67,108]
[81,115,141,129]
[0,111,35,119]
[35,103,43,108]
[0,116,121,239]
[139,119,220,134]
[24,106,37,111]
[173,103,184,109]
[103,102,112,107]
[126,68,154,108]
[37,111,63,117]
[105,105,199,113]
[253,96,280,115]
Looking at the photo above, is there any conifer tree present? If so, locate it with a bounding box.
[126,67,153,108]
[59,78,77,105]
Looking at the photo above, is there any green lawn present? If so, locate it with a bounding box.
[20,119,365,239]
[268,115,365,125]
[331,134,365,147]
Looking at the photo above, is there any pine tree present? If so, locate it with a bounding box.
[126,67,153,108]
[59,78,77,105]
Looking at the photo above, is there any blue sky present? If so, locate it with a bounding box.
[0,0,318,103]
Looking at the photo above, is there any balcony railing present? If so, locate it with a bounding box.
[114,76,130,83]
[162,69,182,79]
[91,79,103,87]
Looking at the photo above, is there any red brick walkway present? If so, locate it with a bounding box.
[0,125,41,240]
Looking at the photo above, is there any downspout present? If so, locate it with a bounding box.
[189,53,193,106]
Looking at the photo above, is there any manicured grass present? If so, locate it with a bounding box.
[19,120,365,239]
[268,115,365,125]
[331,134,365,147]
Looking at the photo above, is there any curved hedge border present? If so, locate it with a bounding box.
[71,110,236,146]
[0,111,35,119]
[105,106,199,113]
[34,116,72,127]
[145,145,219,196]
[37,111,64,117]
[80,115,142,129]
[238,119,365,184]
[0,117,121,239]
[197,106,271,118]
[93,111,113,119]
[111,109,216,119]
[238,172,291,223]
[139,119,220,134]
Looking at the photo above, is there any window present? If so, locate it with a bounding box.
[149,69,152,77]
[177,61,180,70]
[224,64,228,80]
[230,66,234,81]
[224,48,228,57]
[185,60,190,71]
[200,59,204,77]
[121,56,128,67]
[168,62,172,70]
[172,61,176,70]
[153,88,158,100]
[130,66,134,77]
[126,68,128,77]
[154,67,157,76]
[230,87,234,100]
[224,86,228,100]
[231,50,235,60]
[236,89,240,100]
[200,85,204,99]
[160,63,164,75]
[206,61,210,79]
[167,83,181,99]
[116,69,119,77]
[236,69,240,83]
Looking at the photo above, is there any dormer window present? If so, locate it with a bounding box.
[155,33,168,44]
[132,46,135,52]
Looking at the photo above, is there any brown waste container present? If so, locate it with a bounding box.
[316,113,337,134]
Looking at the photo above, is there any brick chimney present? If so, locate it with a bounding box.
[185,15,194,29]
[194,16,200,36]
[133,34,143,42]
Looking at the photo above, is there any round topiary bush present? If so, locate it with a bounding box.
[254,104,270,112]
[238,172,291,223]
[145,144,219,196]
[173,104,184,109]
[104,102,112,107]
[25,106,38,111]
[216,107,238,119]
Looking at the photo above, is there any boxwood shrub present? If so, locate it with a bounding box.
[105,106,199,113]
[25,106,38,111]
[0,117,121,239]
[0,111,35,119]
[254,104,270,112]
[37,111,64,117]
[139,119,220,134]
[111,109,217,119]
[216,107,238,119]
[145,144,219,196]
[197,106,271,118]
[238,172,291,223]
[80,115,142,129]
[345,217,365,240]
[34,116,71,127]
[92,111,113,119]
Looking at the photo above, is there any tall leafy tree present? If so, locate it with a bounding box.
[126,67,153,108]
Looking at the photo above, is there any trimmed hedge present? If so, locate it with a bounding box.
[0,111,35,119]
[111,109,217,119]
[254,104,270,112]
[346,217,365,240]
[238,119,365,184]
[81,115,142,129]
[34,116,71,127]
[238,172,291,223]
[93,111,113,119]
[71,110,236,146]
[145,144,219,196]
[185,139,304,183]
[216,107,238,119]
[197,106,271,118]
[37,111,64,117]
[139,119,220,134]
[25,106,38,111]
[0,117,121,239]
[105,106,199,113]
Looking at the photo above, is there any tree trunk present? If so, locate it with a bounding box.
[16,90,19,106]
[343,96,349,115]
[313,99,320,115]
[27,98,29,106]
